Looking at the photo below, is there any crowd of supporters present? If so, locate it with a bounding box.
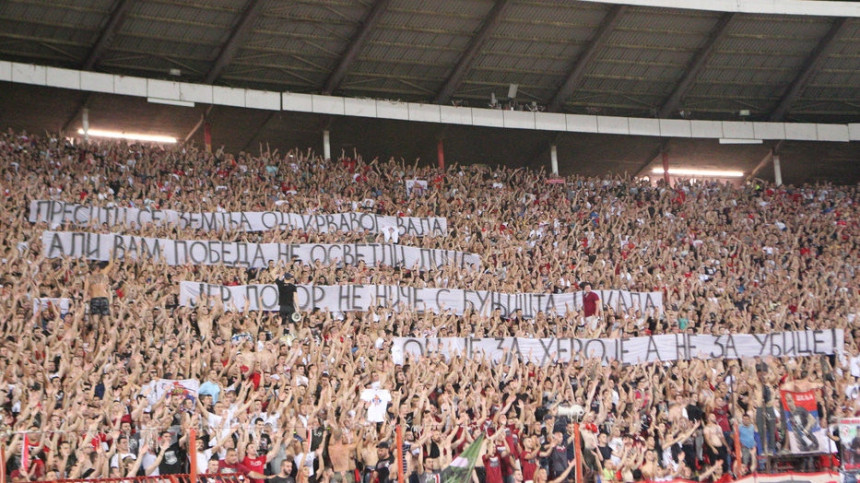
[0,128,858,482]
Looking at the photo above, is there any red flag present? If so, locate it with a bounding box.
[22,433,30,473]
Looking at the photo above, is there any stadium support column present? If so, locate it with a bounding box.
[550,144,559,175]
[323,130,331,161]
[662,151,670,185]
[203,121,212,153]
[773,153,783,187]
[82,108,90,143]
[437,139,445,171]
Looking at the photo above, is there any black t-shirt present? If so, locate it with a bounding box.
[157,443,187,475]
[375,455,395,483]
[598,445,612,461]
[275,279,297,307]
[426,441,441,459]
[128,433,141,454]
[270,476,295,483]
[686,404,704,423]
[550,445,569,475]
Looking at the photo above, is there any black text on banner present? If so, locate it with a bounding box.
[41,231,480,270]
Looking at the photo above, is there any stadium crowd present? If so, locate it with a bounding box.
[0,128,858,483]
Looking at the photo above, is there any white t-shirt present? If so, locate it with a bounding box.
[141,451,159,476]
[294,452,317,477]
[849,354,860,378]
[360,388,392,423]
[110,452,136,468]
[197,449,213,472]
[207,409,236,440]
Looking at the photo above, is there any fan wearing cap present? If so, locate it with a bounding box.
[274,271,299,334]
[372,441,395,483]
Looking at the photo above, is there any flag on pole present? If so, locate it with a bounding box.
[440,434,484,483]
[22,433,30,473]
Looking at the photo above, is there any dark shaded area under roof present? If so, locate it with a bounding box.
[0,0,857,122]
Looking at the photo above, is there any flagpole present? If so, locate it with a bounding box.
[574,423,583,483]
[189,428,197,483]
[1,444,6,483]
[396,425,405,483]
[21,434,29,476]
[733,425,742,476]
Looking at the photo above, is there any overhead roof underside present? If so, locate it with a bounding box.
[0,0,857,123]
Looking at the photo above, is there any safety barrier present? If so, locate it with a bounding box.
[30,476,243,483]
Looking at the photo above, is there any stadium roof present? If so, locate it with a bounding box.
[0,0,857,184]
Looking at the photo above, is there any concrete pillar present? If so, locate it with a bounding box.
[550,144,559,175]
[662,150,670,184]
[773,153,783,187]
[437,139,445,171]
[203,121,212,153]
[323,129,331,161]
[82,108,89,143]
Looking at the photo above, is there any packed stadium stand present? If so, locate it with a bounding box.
[0,1,858,483]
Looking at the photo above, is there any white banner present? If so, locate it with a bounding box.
[30,200,447,236]
[839,418,860,470]
[179,282,662,317]
[405,179,428,196]
[33,297,70,316]
[142,379,200,408]
[391,330,844,366]
[42,231,480,269]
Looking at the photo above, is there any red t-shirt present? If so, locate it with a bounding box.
[218,460,254,476]
[583,291,600,317]
[482,455,504,483]
[519,453,539,481]
[498,444,515,477]
[242,455,267,483]
[713,405,731,433]
[11,459,44,480]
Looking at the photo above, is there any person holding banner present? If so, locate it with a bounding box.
[275,272,299,334]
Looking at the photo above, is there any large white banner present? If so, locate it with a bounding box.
[42,231,480,269]
[30,200,447,236]
[180,282,662,317]
[391,330,844,366]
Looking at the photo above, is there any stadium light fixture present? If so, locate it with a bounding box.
[77,129,177,144]
[651,167,744,178]
[147,97,195,108]
[719,138,763,144]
